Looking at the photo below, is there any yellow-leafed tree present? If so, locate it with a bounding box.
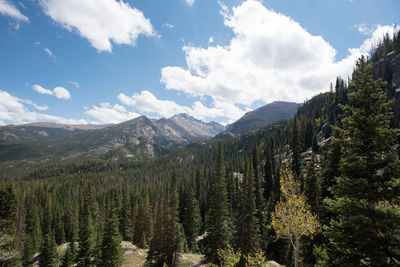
[271,164,320,267]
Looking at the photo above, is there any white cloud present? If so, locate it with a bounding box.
[118,90,191,118]
[355,23,374,35]
[118,90,246,122]
[40,0,157,52]
[20,99,49,111]
[162,23,174,29]
[85,102,140,124]
[185,0,195,7]
[160,0,399,122]
[0,89,86,125]
[53,87,71,99]
[44,47,56,59]
[33,84,53,95]
[208,37,214,44]
[32,84,71,99]
[0,0,29,22]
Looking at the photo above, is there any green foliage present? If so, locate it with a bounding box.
[0,184,20,265]
[183,188,201,252]
[204,143,232,264]
[208,244,241,267]
[146,201,179,267]
[291,117,301,178]
[61,242,77,267]
[271,165,320,267]
[77,193,95,267]
[99,193,123,267]
[22,234,34,267]
[235,161,260,266]
[325,56,400,266]
[133,196,152,248]
[244,249,266,267]
[39,231,58,267]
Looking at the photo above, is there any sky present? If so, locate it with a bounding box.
[0,0,399,126]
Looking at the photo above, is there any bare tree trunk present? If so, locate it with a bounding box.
[295,236,300,267]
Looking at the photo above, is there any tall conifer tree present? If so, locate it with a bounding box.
[204,142,232,264]
[183,188,201,252]
[0,184,20,265]
[99,192,123,267]
[235,162,260,266]
[325,56,400,266]
[77,194,94,266]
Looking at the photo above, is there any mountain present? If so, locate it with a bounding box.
[0,122,106,142]
[0,114,225,166]
[217,101,301,137]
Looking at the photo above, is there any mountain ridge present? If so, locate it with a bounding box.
[216,101,301,138]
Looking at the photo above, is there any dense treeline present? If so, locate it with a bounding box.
[1,33,400,266]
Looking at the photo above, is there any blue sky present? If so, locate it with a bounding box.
[0,0,399,125]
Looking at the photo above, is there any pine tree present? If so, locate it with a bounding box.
[291,117,301,177]
[77,194,94,266]
[0,184,20,265]
[99,194,123,267]
[25,195,42,252]
[265,157,287,263]
[39,231,58,267]
[319,125,341,226]
[325,56,400,266]
[304,154,319,214]
[204,142,232,264]
[146,200,178,267]
[263,142,274,202]
[251,145,267,253]
[302,154,320,266]
[22,233,34,267]
[119,190,132,242]
[183,188,201,252]
[312,134,319,153]
[168,174,185,266]
[61,241,77,267]
[235,162,260,266]
[133,197,152,248]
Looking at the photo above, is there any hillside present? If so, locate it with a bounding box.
[0,122,106,142]
[217,101,300,137]
[0,114,225,172]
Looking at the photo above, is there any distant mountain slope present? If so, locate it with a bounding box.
[218,101,300,137]
[0,114,225,164]
[0,122,106,142]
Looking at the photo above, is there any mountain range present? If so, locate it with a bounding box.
[0,101,299,171]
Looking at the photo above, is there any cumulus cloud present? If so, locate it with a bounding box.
[0,0,29,22]
[53,87,71,99]
[85,103,140,124]
[160,0,399,122]
[40,0,157,52]
[33,84,71,99]
[0,89,85,125]
[118,90,246,122]
[118,90,191,118]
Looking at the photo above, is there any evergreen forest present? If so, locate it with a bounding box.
[1,32,400,267]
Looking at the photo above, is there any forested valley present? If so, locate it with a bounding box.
[1,32,400,267]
